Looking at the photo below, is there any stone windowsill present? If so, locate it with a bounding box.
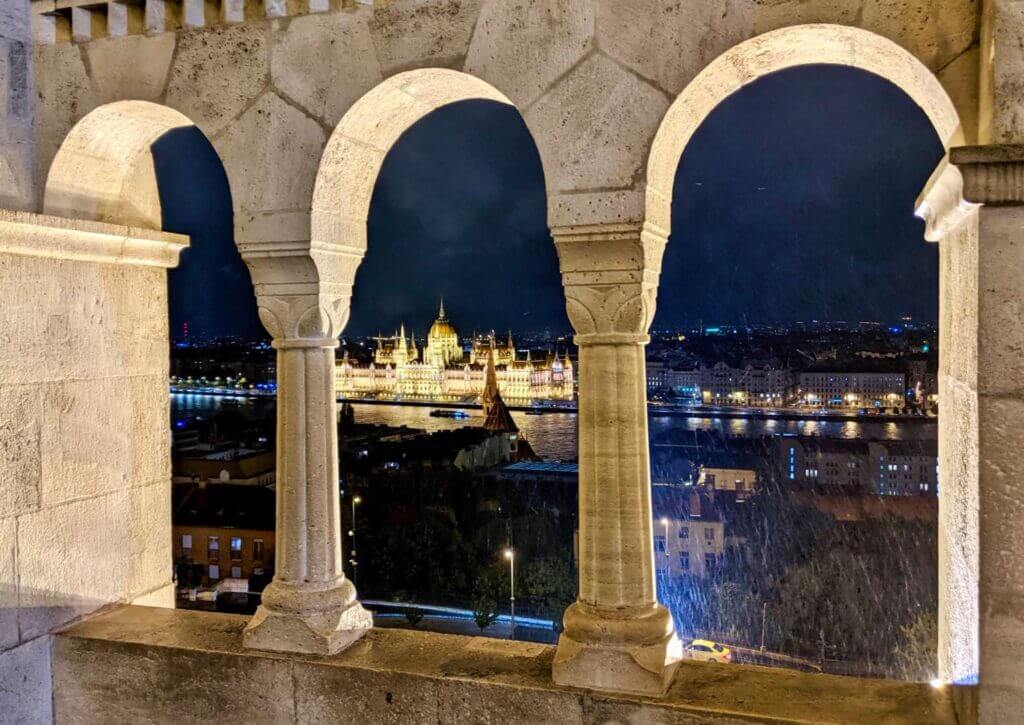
[52,605,972,724]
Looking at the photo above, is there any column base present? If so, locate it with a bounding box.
[552,602,682,697]
[243,581,372,656]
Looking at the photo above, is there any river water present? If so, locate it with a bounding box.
[171,394,936,462]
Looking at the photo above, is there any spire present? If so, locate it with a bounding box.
[482,346,499,417]
[439,296,446,319]
[482,347,518,435]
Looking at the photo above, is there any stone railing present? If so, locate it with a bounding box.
[52,605,975,724]
[30,0,386,44]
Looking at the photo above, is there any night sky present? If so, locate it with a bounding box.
[159,64,943,341]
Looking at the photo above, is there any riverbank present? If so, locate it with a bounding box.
[171,387,936,424]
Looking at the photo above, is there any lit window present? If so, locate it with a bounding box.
[208,564,219,580]
[181,534,192,550]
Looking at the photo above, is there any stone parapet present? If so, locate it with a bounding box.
[53,605,973,724]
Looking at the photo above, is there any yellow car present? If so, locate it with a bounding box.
[686,639,732,663]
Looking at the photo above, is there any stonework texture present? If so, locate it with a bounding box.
[0,210,186,724]
[53,605,968,725]
[4,0,1024,721]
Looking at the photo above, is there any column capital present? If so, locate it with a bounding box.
[552,222,667,339]
[236,234,362,345]
[256,292,349,345]
[950,144,1024,205]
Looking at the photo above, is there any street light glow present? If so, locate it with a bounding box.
[353,495,362,504]
[504,548,514,560]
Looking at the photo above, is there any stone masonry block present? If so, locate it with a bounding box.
[465,0,593,109]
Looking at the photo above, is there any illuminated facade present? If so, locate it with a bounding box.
[336,301,574,404]
[798,371,906,411]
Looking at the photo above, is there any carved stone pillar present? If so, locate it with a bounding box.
[947,145,1024,723]
[237,235,371,655]
[551,222,681,697]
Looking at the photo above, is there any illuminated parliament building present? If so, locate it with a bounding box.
[335,300,574,404]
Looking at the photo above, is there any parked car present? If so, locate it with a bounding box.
[686,639,732,663]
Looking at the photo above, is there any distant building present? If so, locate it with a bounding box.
[697,461,758,497]
[172,447,275,487]
[652,488,737,579]
[798,370,906,410]
[779,437,937,496]
[336,299,574,403]
[647,361,792,406]
[779,438,872,492]
[172,483,276,587]
[700,362,795,407]
[868,440,938,496]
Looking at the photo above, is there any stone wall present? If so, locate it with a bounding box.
[0,210,186,723]
[1,0,34,211]
[26,0,981,237]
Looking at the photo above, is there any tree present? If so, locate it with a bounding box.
[523,555,576,628]
[892,611,938,681]
[472,594,499,631]
[471,564,506,631]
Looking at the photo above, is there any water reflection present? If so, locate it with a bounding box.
[172,394,935,462]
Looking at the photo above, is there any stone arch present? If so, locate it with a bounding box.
[310,68,544,297]
[43,100,210,229]
[645,24,964,238]
[644,23,978,686]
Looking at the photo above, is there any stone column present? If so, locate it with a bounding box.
[242,290,371,655]
[551,222,682,697]
[916,160,980,691]
[947,145,1024,723]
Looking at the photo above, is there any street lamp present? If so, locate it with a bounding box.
[504,548,515,639]
[349,495,362,586]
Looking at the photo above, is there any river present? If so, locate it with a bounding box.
[171,394,936,462]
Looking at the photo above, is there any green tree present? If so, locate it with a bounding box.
[892,611,938,681]
[523,555,576,628]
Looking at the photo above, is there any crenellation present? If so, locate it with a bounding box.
[144,0,182,34]
[70,4,108,42]
[106,0,145,36]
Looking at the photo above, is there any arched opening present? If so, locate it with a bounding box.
[645,25,974,684]
[313,69,574,640]
[42,101,275,613]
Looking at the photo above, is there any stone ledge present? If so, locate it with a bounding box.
[52,605,969,724]
[950,144,1024,205]
[0,209,188,267]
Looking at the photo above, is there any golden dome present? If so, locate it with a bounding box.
[429,318,458,340]
[428,298,458,341]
